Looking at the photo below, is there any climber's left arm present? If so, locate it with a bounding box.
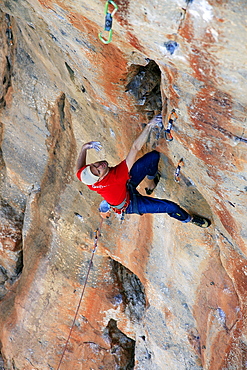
[125,117,159,171]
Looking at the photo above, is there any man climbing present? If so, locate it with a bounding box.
[76,115,211,227]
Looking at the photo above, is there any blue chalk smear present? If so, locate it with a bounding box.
[164,41,179,55]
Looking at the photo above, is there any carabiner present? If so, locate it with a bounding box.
[174,158,184,183]
[168,109,178,122]
[99,0,118,44]
[164,109,178,142]
[164,130,173,141]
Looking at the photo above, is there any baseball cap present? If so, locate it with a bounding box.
[80,165,99,185]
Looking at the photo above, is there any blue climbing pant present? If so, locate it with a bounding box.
[125,151,191,223]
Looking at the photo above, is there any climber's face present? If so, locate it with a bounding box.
[90,160,109,180]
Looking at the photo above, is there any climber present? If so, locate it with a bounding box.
[76,115,211,227]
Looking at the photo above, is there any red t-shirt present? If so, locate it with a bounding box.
[76,160,130,206]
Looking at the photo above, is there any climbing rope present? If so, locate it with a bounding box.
[56,218,104,370]
[99,0,118,44]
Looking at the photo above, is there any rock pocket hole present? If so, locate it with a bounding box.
[0,56,12,109]
[110,259,146,322]
[0,350,5,370]
[125,59,164,119]
[104,319,135,370]
[65,62,75,82]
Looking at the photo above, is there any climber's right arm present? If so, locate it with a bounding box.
[76,141,102,171]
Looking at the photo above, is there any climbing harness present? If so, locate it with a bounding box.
[56,218,103,370]
[110,192,130,223]
[98,193,130,223]
[99,0,118,44]
[164,109,178,141]
[174,158,184,183]
[110,194,129,214]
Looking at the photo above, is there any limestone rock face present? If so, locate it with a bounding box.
[0,0,246,369]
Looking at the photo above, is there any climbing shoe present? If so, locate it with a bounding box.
[145,172,161,195]
[191,215,211,228]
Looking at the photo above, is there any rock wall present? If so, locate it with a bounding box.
[0,0,246,369]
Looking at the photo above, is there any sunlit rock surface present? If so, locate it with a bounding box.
[0,0,246,369]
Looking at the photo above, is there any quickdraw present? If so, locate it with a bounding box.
[120,210,125,223]
[153,114,164,141]
[164,109,178,141]
[99,0,118,44]
[174,158,184,183]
